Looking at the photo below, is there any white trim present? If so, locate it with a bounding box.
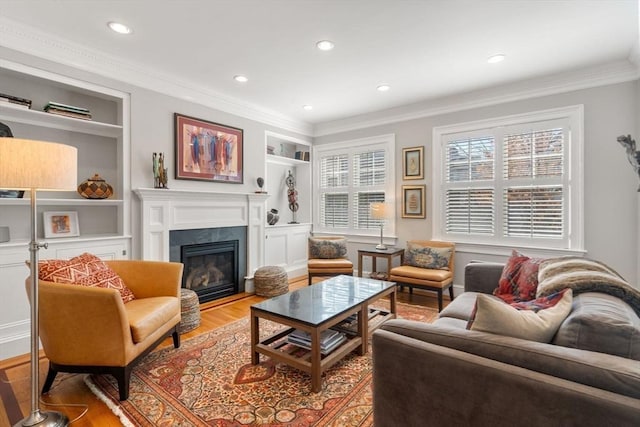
[432,105,584,251]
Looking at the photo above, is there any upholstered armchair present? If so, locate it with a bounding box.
[389,240,455,311]
[307,236,353,284]
[29,259,183,400]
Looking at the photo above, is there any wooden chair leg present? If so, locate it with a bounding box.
[115,366,132,401]
[172,326,180,348]
[448,285,454,301]
[41,365,58,394]
[437,290,444,312]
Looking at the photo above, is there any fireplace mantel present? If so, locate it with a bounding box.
[135,188,268,288]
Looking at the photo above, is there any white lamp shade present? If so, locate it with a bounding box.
[0,138,77,190]
[370,202,389,220]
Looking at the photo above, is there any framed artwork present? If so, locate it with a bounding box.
[402,185,426,218]
[43,211,79,238]
[402,146,424,180]
[175,113,244,183]
[0,190,25,198]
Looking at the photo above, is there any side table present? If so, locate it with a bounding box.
[357,247,405,280]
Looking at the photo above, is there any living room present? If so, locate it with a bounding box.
[0,1,639,426]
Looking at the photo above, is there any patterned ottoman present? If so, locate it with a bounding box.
[179,288,201,334]
[254,266,289,297]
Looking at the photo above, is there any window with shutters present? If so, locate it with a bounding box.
[313,134,395,237]
[432,106,584,250]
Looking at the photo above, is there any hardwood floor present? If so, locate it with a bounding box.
[0,276,446,426]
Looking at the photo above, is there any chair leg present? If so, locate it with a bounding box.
[437,290,444,312]
[448,285,455,301]
[308,273,312,285]
[41,364,58,394]
[115,366,132,401]
[172,326,181,348]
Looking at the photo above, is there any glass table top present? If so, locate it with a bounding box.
[251,275,395,326]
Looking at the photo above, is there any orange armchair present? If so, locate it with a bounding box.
[307,236,353,284]
[30,260,183,400]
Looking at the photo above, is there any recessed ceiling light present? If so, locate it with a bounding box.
[316,40,335,51]
[487,53,506,64]
[377,84,391,92]
[107,21,132,35]
[303,105,313,111]
[233,75,248,83]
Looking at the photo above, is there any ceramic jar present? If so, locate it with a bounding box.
[77,173,113,199]
[267,208,279,225]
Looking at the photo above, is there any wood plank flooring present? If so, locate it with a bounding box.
[0,276,446,426]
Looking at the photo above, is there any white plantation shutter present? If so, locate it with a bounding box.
[314,135,395,235]
[434,107,582,250]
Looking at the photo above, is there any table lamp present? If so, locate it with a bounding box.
[0,137,77,427]
[370,202,389,250]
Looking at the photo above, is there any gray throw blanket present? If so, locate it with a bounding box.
[537,257,640,317]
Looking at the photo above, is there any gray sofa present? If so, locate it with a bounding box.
[372,262,640,427]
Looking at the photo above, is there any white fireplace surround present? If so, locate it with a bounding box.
[135,188,269,292]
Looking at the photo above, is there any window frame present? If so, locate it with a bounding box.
[313,134,396,238]
[432,105,584,251]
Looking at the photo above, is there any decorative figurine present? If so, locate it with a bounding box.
[256,177,266,193]
[153,152,169,189]
[286,170,299,224]
[616,135,640,191]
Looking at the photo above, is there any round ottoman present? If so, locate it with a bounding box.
[254,266,289,297]
[179,288,201,334]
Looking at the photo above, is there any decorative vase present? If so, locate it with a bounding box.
[77,173,113,199]
[267,208,279,225]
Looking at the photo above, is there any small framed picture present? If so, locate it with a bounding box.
[43,211,79,238]
[402,146,424,180]
[402,185,426,219]
[175,113,244,184]
[0,190,25,198]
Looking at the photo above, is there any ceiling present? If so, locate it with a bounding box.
[0,0,638,128]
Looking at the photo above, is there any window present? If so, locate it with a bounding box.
[314,134,395,236]
[433,106,583,250]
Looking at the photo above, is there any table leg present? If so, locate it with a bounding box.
[390,287,397,317]
[358,304,368,355]
[372,257,377,275]
[311,328,322,392]
[250,311,260,365]
[358,253,363,277]
[387,256,392,277]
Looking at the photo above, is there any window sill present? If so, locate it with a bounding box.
[449,241,586,258]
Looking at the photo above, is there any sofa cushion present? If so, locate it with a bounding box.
[125,296,180,343]
[468,289,573,343]
[403,242,452,270]
[494,250,543,303]
[308,237,347,259]
[553,292,640,360]
[439,292,494,321]
[38,252,135,303]
[380,319,640,399]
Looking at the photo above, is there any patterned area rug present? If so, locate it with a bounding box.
[86,301,437,426]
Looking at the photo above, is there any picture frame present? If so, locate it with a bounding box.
[0,190,25,198]
[43,211,79,238]
[402,185,426,218]
[402,146,424,180]
[175,113,244,183]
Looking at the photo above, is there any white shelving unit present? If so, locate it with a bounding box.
[0,59,131,359]
[264,131,312,277]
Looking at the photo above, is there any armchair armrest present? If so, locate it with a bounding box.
[106,260,183,299]
[32,280,132,366]
[464,262,503,294]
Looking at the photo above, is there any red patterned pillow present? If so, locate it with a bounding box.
[38,253,135,303]
[494,250,543,303]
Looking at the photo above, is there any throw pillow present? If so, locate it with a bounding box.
[494,249,543,303]
[38,252,135,303]
[308,238,347,259]
[403,243,452,270]
[467,289,573,343]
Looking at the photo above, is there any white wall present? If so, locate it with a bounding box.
[315,81,640,290]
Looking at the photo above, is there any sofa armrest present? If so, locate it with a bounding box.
[464,262,503,294]
[34,280,132,366]
[106,260,183,299]
[372,328,640,427]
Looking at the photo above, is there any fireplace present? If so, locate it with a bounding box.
[170,226,247,304]
[181,240,238,303]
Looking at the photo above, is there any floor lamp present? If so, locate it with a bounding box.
[370,202,389,250]
[0,137,77,427]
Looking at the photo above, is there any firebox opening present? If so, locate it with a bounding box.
[181,240,239,303]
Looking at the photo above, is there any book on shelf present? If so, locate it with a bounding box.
[294,151,310,161]
[44,101,90,113]
[0,99,31,110]
[287,328,347,355]
[0,92,32,109]
[44,108,93,121]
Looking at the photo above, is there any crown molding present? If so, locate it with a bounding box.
[313,60,640,137]
[0,17,314,136]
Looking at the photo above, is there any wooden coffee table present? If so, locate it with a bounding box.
[250,275,396,392]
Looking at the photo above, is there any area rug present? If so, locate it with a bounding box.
[86,301,437,426]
